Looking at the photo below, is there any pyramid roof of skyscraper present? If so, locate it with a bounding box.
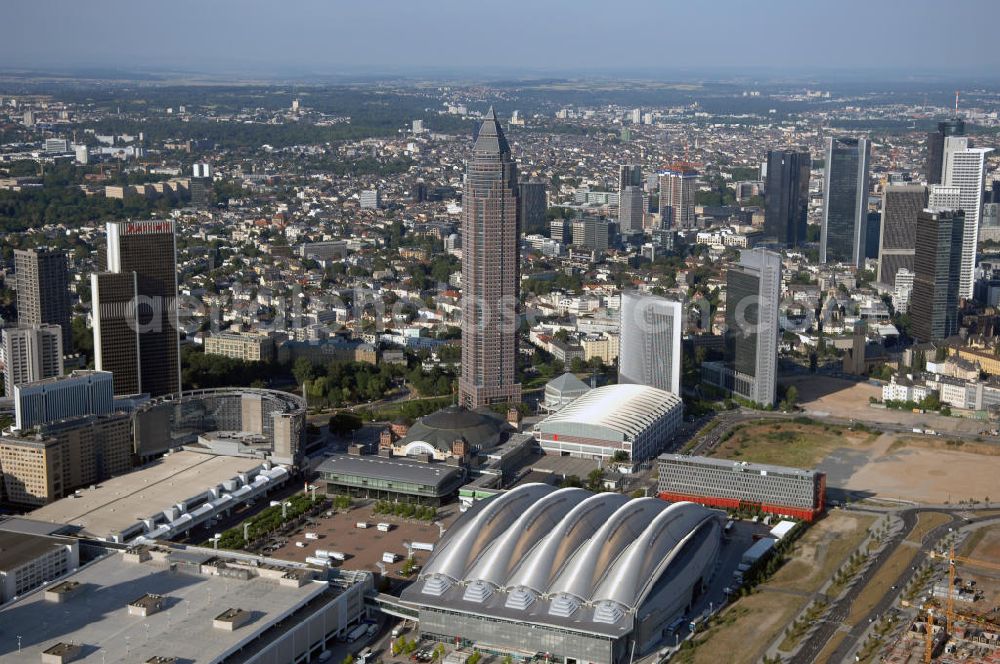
[473,106,510,157]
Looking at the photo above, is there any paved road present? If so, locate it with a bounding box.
[789,508,1000,664]
[788,509,920,664]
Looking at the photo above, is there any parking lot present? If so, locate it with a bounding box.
[266,499,462,577]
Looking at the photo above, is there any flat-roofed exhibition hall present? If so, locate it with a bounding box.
[400,484,725,664]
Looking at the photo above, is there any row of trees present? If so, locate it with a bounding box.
[372,501,438,521]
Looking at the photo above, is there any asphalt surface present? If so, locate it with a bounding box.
[789,508,1000,664]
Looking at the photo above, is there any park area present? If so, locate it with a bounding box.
[673,511,874,664]
[712,419,879,468]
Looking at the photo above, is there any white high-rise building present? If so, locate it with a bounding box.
[928,184,962,211]
[942,138,991,298]
[1,325,64,396]
[619,293,683,395]
[13,370,114,431]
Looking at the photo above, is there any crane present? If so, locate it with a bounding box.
[925,609,934,664]
[928,544,1000,637]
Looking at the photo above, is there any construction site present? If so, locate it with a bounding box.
[881,526,1000,663]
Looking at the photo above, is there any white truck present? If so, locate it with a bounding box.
[376,522,392,532]
[346,624,368,643]
[356,521,369,529]
[305,532,320,540]
[382,552,399,564]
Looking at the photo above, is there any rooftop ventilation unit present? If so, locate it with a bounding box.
[548,593,580,618]
[462,581,494,603]
[421,575,452,596]
[504,587,537,611]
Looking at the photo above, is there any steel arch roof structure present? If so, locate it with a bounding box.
[535,384,682,441]
[418,484,721,613]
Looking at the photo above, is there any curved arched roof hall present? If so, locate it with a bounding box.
[413,483,722,621]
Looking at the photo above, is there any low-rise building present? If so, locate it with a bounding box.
[0,413,133,506]
[204,331,275,362]
[0,530,80,605]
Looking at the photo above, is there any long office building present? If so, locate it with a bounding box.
[820,137,870,266]
[910,209,965,343]
[658,165,697,229]
[1,325,63,396]
[763,150,811,247]
[400,484,724,664]
[14,248,72,352]
[702,248,782,407]
[458,108,521,408]
[618,292,682,395]
[876,184,928,286]
[12,370,114,431]
[657,454,826,522]
[941,137,991,298]
[93,220,181,397]
[926,118,965,185]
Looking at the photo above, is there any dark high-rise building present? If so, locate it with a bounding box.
[92,220,180,397]
[876,184,928,286]
[413,179,428,203]
[703,249,782,407]
[91,272,141,395]
[763,150,810,247]
[820,137,871,266]
[618,185,645,235]
[926,118,966,185]
[658,165,698,229]
[618,164,643,192]
[865,211,881,260]
[910,209,965,343]
[518,179,547,235]
[458,108,521,408]
[14,248,72,352]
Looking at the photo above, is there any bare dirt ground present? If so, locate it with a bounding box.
[782,375,990,435]
[837,433,1000,504]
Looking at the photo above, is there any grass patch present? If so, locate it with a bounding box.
[846,544,919,626]
[769,513,875,595]
[712,421,878,468]
[672,592,806,664]
[906,512,952,545]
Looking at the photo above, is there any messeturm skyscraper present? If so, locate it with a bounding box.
[458,109,521,408]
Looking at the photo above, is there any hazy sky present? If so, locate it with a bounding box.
[3,0,999,78]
